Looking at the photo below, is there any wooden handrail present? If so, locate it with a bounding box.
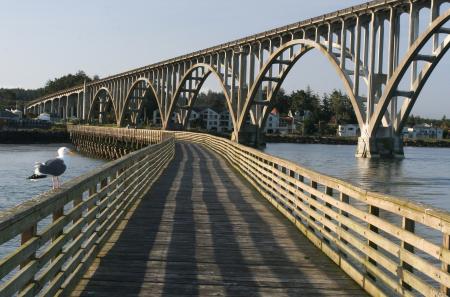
[0,131,175,296]
[174,131,450,297]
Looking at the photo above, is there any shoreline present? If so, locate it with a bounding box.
[1,129,448,148]
[0,129,70,144]
[264,135,450,148]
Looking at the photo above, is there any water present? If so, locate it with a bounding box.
[0,144,106,211]
[263,143,450,211]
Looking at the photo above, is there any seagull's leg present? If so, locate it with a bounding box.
[52,177,55,189]
[57,177,61,189]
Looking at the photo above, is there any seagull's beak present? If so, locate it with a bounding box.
[68,150,76,155]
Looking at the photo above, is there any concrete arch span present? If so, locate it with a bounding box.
[119,78,162,127]
[87,88,118,124]
[236,39,364,143]
[164,63,237,131]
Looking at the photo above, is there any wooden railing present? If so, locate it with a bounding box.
[68,125,169,145]
[175,131,450,297]
[67,125,170,159]
[0,133,175,296]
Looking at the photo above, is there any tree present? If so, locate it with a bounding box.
[43,70,94,96]
[195,90,227,111]
[329,89,356,124]
[320,93,333,123]
[272,88,291,115]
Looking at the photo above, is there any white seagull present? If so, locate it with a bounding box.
[28,147,73,189]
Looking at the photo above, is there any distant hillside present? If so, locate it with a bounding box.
[0,71,99,110]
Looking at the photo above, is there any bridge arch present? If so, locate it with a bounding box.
[87,87,118,124]
[237,38,365,136]
[368,9,450,137]
[164,63,236,130]
[119,78,162,127]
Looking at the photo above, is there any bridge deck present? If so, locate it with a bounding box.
[71,143,367,297]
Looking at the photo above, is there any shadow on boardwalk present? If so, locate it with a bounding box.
[72,143,367,297]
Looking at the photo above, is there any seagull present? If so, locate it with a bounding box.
[28,147,73,189]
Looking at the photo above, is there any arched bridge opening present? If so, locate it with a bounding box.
[88,88,117,125]
[119,79,162,128]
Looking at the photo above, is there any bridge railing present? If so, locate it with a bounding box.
[0,132,175,296]
[175,131,450,297]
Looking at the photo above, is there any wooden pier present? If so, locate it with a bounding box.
[71,142,366,296]
[1,126,450,297]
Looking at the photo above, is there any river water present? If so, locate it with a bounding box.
[263,143,450,211]
[0,144,105,211]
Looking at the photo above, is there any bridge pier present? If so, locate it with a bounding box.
[234,124,266,148]
[355,128,404,158]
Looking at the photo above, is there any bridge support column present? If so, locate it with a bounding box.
[355,130,404,158]
[233,124,265,148]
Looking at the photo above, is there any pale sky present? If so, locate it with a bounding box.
[1,0,449,118]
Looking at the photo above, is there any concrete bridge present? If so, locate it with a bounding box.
[25,0,450,158]
[0,126,449,297]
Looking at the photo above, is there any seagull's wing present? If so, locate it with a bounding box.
[38,158,66,176]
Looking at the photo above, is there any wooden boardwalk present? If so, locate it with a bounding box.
[71,143,367,297]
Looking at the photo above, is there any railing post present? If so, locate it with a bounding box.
[324,186,333,244]
[53,205,64,244]
[367,204,379,280]
[20,224,37,268]
[309,180,318,232]
[400,217,415,290]
[442,233,450,296]
[88,185,97,224]
[339,193,349,247]
[73,193,83,223]
[19,223,37,292]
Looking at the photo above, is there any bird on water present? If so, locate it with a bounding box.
[28,147,73,189]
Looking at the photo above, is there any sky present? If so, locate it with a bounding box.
[1,0,449,119]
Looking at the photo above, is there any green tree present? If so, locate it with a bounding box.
[272,88,291,115]
[43,70,93,95]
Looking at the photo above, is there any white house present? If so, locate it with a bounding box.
[199,108,219,131]
[186,110,200,129]
[278,111,296,134]
[37,113,51,122]
[9,109,23,119]
[264,110,280,134]
[337,124,359,137]
[402,123,443,139]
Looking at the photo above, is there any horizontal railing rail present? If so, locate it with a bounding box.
[0,131,175,296]
[174,131,450,297]
[67,125,169,145]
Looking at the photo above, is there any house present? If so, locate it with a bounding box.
[278,111,296,134]
[152,110,177,125]
[186,109,200,129]
[218,110,233,133]
[9,109,23,119]
[402,123,443,139]
[264,109,280,134]
[199,108,220,131]
[337,124,359,137]
[0,110,19,120]
[37,113,51,122]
